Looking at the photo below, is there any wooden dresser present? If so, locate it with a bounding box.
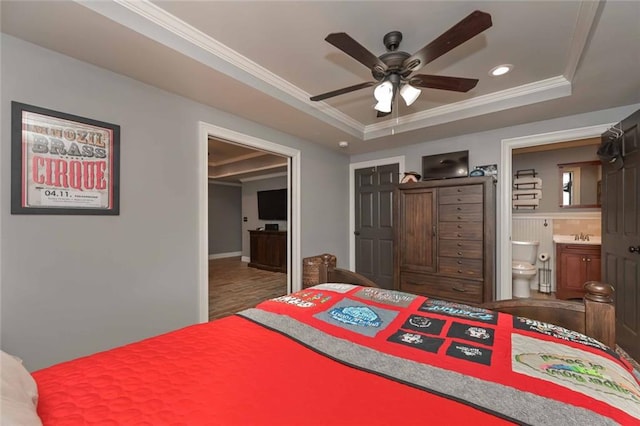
[394,176,496,304]
[248,230,287,273]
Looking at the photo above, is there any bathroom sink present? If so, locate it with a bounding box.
[552,234,601,245]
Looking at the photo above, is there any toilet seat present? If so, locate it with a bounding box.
[512,261,535,272]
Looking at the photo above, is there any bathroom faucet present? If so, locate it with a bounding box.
[574,232,591,241]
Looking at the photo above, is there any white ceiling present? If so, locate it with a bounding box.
[1,1,639,155]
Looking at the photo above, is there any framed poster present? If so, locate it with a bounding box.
[11,102,120,215]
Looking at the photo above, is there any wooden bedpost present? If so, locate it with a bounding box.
[302,253,336,288]
[584,281,615,348]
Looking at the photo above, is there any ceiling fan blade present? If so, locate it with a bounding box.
[402,10,492,73]
[310,81,376,101]
[410,74,479,92]
[325,33,388,73]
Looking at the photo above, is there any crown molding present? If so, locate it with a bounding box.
[78,0,363,137]
[564,0,601,81]
[78,0,592,142]
[239,172,288,183]
[364,76,572,140]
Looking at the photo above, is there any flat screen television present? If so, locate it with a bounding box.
[421,150,469,180]
[257,188,287,220]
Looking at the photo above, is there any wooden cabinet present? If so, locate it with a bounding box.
[556,243,601,300]
[248,230,287,273]
[394,177,496,305]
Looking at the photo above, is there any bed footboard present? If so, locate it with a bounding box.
[301,253,615,348]
[302,253,380,288]
[482,281,615,348]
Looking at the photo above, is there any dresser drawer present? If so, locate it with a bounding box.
[439,203,482,222]
[439,240,483,259]
[439,257,483,279]
[438,222,483,240]
[439,185,483,204]
[399,272,483,304]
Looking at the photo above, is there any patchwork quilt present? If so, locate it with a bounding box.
[33,285,640,425]
[242,284,640,425]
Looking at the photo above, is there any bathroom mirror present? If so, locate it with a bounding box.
[558,161,602,208]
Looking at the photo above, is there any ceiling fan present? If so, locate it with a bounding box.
[310,10,492,117]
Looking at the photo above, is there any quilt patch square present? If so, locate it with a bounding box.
[446,341,493,366]
[447,322,495,346]
[400,314,446,336]
[354,287,417,307]
[388,330,445,353]
[314,298,399,337]
[419,299,498,324]
[512,334,640,419]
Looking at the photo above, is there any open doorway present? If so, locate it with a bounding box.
[207,139,288,320]
[498,123,614,300]
[197,122,301,323]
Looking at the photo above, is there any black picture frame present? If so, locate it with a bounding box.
[11,102,120,215]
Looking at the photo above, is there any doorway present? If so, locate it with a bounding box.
[197,122,301,323]
[349,156,405,280]
[499,123,615,300]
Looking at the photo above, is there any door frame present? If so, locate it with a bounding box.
[349,156,405,271]
[198,121,301,323]
[498,123,614,300]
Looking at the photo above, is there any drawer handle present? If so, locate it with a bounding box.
[457,216,462,220]
[457,251,463,255]
[457,260,462,264]
[457,269,463,273]
[457,233,462,237]
[453,287,467,292]
[457,188,462,192]
[457,207,462,211]
[457,225,462,229]
[457,242,462,247]
[457,198,462,202]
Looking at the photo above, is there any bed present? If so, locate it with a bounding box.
[3,254,639,425]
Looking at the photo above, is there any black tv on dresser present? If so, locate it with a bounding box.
[422,150,469,180]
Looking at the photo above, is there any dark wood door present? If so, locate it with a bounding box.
[601,109,640,360]
[354,163,399,289]
[397,188,437,273]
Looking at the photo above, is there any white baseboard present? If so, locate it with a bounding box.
[208,251,242,260]
[241,256,250,263]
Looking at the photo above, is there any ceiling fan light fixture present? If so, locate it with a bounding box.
[374,81,393,112]
[400,84,421,106]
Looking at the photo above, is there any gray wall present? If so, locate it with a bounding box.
[208,183,242,256]
[512,145,600,213]
[0,35,351,370]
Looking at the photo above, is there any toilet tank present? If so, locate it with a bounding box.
[512,240,539,264]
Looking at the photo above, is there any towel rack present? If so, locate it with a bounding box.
[513,169,542,210]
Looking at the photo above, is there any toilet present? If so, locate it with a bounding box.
[512,240,540,298]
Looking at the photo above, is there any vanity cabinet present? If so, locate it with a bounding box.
[555,243,601,300]
[394,176,496,305]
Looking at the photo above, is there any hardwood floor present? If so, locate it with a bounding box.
[209,257,287,320]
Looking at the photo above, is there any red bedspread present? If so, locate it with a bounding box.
[33,284,640,425]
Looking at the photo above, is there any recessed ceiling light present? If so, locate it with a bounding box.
[489,64,513,76]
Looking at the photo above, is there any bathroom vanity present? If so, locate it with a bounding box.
[554,235,601,300]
